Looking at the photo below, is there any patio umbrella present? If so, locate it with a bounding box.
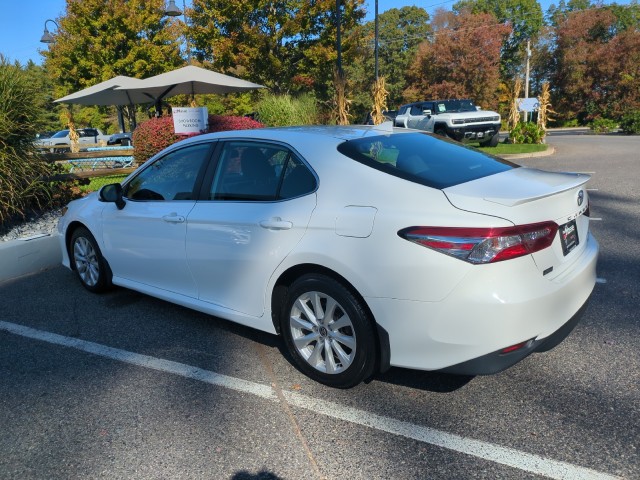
[54,76,148,106]
[115,66,264,102]
[54,76,148,131]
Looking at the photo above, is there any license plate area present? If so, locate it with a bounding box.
[559,219,579,256]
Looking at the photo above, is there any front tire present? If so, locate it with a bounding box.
[280,274,377,388]
[70,227,112,293]
[480,132,500,147]
[434,127,448,138]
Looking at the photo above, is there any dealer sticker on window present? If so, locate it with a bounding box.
[560,219,579,256]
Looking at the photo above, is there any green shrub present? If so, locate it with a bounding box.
[589,117,618,134]
[132,114,264,164]
[508,121,545,144]
[256,93,319,126]
[620,110,640,134]
[0,57,76,226]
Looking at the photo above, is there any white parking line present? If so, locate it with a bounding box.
[0,320,621,480]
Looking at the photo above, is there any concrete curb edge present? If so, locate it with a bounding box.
[0,234,62,284]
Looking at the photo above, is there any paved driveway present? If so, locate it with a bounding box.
[1,133,638,479]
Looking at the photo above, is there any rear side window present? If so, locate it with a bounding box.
[209,141,316,201]
[337,132,517,189]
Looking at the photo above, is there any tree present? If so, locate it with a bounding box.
[42,0,184,128]
[454,0,543,80]
[345,6,430,113]
[404,9,511,110]
[552,7,640,121]
[22,61,59,132]
[188,0,365,103]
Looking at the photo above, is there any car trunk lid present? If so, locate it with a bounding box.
[443,167,592,276]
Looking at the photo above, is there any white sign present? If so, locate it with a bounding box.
[173,107,209,134]
[517,98,539,113]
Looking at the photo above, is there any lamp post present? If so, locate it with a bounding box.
[165,0,191,63]
[374,0,379,81]
[40,19,59,44]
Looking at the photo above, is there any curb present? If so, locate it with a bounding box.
[0,234,62,284]
[497,146,556,160]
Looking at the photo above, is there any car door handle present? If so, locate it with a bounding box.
[259,218,293,230]
[162,214,185,223]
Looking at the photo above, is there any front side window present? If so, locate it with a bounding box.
[337,132,517,189]
[124,143,211,201]
[210,141,316,201]
[410,105,423,116]
[81,129,97,137]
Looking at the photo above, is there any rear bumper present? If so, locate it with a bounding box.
[437,299,590,375]
[367,232,599,373]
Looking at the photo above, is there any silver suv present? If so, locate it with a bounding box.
[395,99,501,147]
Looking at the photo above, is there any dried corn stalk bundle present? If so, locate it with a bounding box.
[333,69,351,126]
[65,110,80,153]
[370,76,389,125]
[508,78,522,132]
[537,82,554,133]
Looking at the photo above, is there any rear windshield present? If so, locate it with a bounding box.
[337,132,517,189]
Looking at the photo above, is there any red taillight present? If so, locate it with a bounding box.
[398,222,559,264]
[500,341,530,354]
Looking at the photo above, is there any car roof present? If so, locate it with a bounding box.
[173,124,412,148]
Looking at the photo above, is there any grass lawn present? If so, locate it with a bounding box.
[476,142,549,155]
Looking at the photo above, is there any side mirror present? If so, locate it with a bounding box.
[99,183,126,210]
[423,109,432,116]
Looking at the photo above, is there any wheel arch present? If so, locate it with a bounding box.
[434,122,449,135]
[271,263,391,374]
[64,221,88,271]
[64,221,112,278]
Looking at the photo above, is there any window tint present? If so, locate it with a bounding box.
[336,132,517,189]
[81,129,97,137]
[410,105,423,116]
[279,155,317,199]
[436,99,476,113]
[124,143,211,201]
[210,141,316,201]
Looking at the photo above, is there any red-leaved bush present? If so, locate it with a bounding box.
[133,114,264,164]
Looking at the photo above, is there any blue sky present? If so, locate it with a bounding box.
[0,0,630,66]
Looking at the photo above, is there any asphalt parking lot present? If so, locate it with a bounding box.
[1,133,638,479]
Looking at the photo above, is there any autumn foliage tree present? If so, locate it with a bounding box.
[42,0,184,128]
[405,9,511,109]
[453,0,543,81]
[188,0,365,102]
[345,6,431,115]
[553,7,640,121]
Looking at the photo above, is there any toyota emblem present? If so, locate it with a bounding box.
[577,190,584,206]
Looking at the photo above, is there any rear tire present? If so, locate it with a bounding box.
[70,227,112,293]
[280,274,377,388]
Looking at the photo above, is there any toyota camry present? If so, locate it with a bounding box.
[58,125,599,388]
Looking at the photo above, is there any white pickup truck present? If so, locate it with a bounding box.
[394,99,502,147]
[35,128,112,153]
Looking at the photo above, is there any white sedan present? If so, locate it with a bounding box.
[58,126,598,388]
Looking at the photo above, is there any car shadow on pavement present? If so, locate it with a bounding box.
[372,367,474,393]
